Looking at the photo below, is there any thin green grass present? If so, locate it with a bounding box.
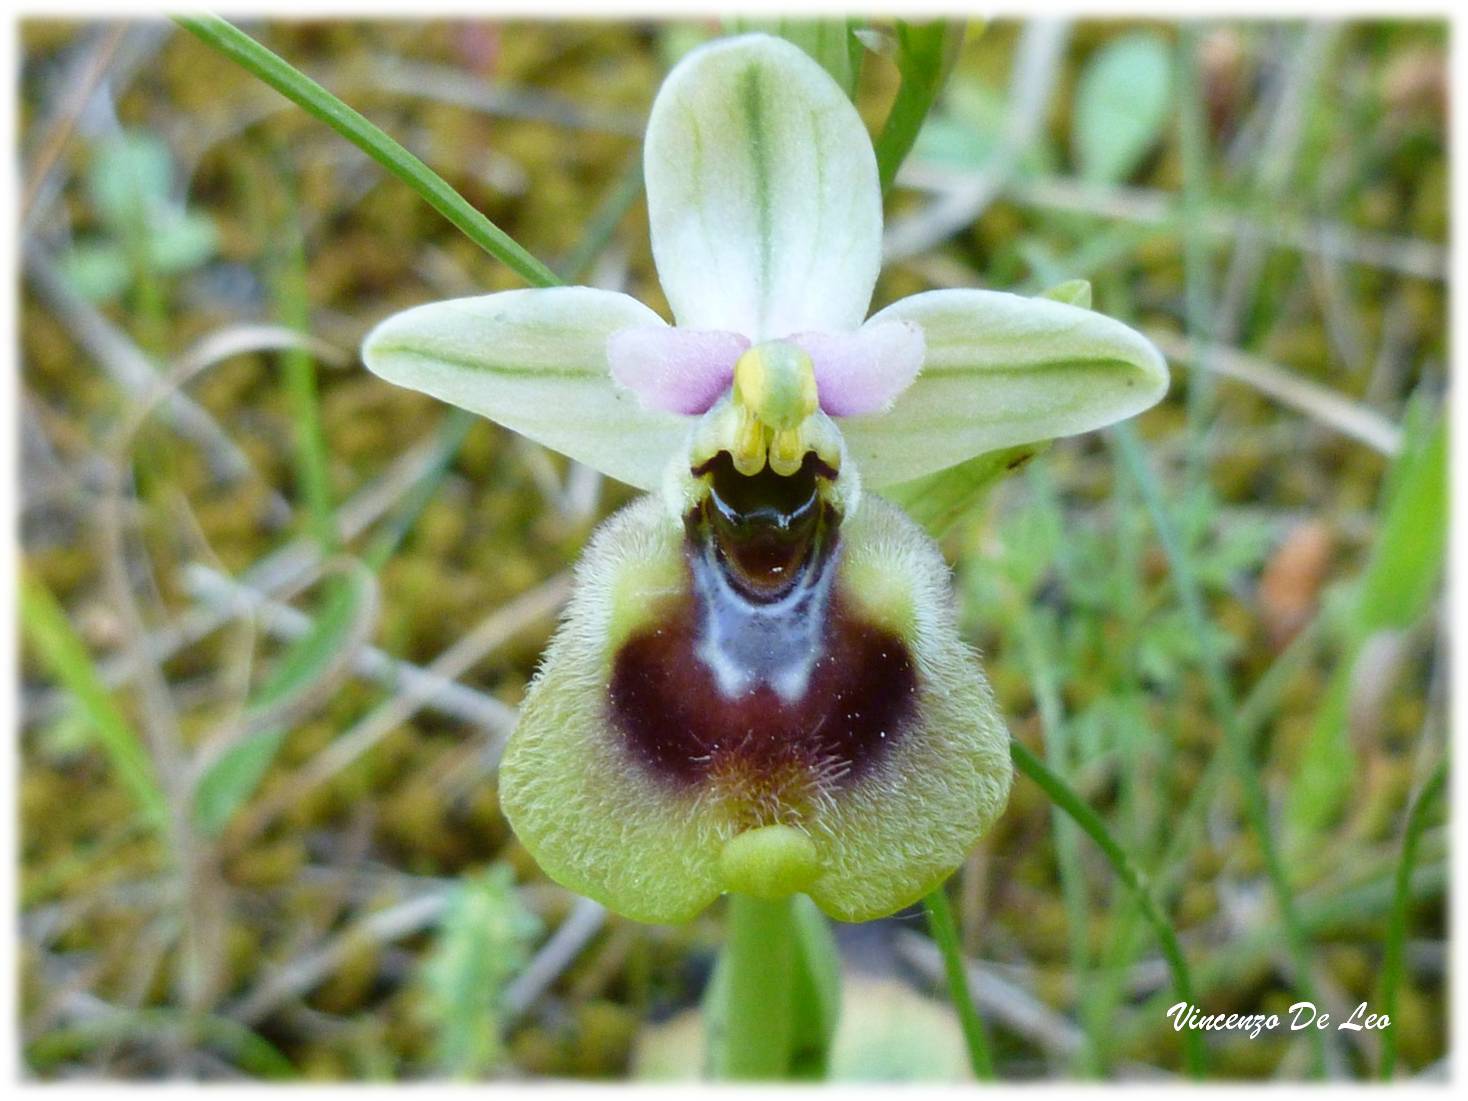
[174,14,560,288]
[1378,758,1447,1079]
[875,21,966,193]
[922,884,997,1080]
[1112,422,1325,1077]
[1009,739,1207,1079]
[26,1008,294,1079]
[19,571,168,829]
[268,166,338,552]
[1011,601,1099,1075]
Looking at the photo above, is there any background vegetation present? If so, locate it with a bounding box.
[18,16,1447,1081]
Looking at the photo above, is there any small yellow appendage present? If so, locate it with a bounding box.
[719,824,822,900]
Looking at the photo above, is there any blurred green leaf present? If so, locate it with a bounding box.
[912,76,1004,168]
[1287,407,1446,840]
[149,210,220,273]
[875,20,969,192]
[55,241,132,301]
[87,130,174,229]
[1039,278,1093,308]
[420,865,541,1077]
[19,571,167,830]
[1287,657,1357,840]
[914,72,1057,181]
[194,729,288,838]
[1355,409,1446,632]
[1072,31,1173,185]
[65,131,217,300]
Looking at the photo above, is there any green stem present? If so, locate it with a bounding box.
[721,893,797,1079]
[1112,423,1324,1077]
[1379,758,1447,1079]
[1010,738,1206,1079]
[923,886,996,1080]
[173,14,559,288]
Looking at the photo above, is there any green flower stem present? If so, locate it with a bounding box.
[1112,422,1324,1078]
[922,886,996,1080]
[1379,758,1447,1079]
[721,893,797,1079]
[173,14,560,289]
[1009,738,1207,1079]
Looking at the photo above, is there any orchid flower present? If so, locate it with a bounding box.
[361,34,1167,924]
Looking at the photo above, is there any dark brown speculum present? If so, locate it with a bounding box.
[607,452,918,814]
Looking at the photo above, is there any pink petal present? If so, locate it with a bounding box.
[608,327,749,414]
[791,321,925,417]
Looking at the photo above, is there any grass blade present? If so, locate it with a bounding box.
[173,14,560,289]
[1378,758,1447,1079]
[1355,407,1447,633]
[1009,738,1206,1078]
[874,20,968,194]
[922,885,996,1080]
[1112,422,1323,1076]
[267,159,338,551]
[26,1008,294,1078]
[19,570,167,829]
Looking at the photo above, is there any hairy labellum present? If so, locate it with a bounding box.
[500,445,1012,923]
